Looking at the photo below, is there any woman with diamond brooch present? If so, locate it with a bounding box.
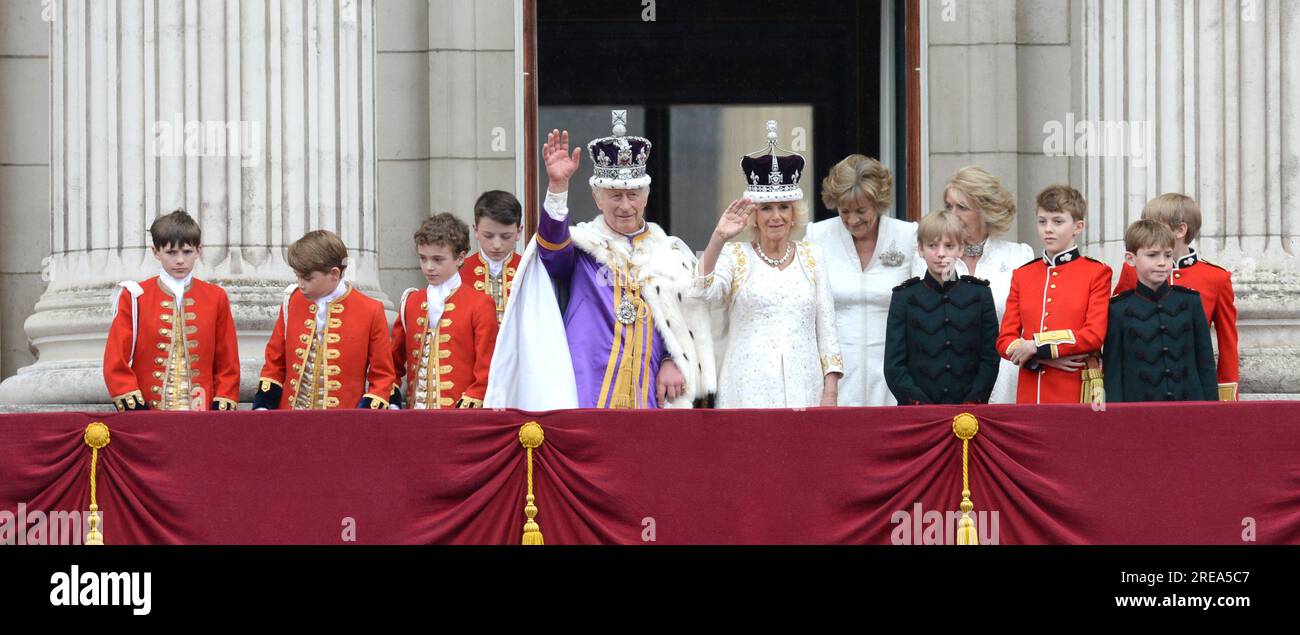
[693,121,842,408]
[805,154,920,406]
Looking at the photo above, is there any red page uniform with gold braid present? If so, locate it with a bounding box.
[391,283,499,408]
[256,284,395,409]
[996,247,1113,404]
[458,251,522,324]
[1112,250,1239,400]
[102,277,241,411]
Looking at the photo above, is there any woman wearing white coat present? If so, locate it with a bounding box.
[805,155,919,406]
[941,166,1035,404]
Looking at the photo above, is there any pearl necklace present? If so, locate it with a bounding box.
[753,241,794,268]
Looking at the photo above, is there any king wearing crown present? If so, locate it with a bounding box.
[485,111,716,409]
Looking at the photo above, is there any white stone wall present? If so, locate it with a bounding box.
[0,1,51,380]
[0,0,519,397]
[926,0,1077,245]
[1,0,389,404]
[375,0,517,303]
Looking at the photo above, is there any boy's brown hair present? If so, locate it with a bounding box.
[414,213,471,256]
[1124,219,1176,253]
[1036,184,1087,222]
[149,210,202,249]
[287,230,349,277]
[916,209,965,245]
[1141,193,1202,243]
[473,190,522,227]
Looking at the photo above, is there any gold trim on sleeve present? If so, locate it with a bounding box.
[536,234,571,251]
[1033,329,1076,359]
[111,389,146,411]
[363,393,390,409]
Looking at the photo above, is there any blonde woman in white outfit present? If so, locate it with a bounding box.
[693,122,842,408]
[942,166,1034,404]
[805,154,919,406]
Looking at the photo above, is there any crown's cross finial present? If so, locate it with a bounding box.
[612,110,628,137]
[766,120,782,175]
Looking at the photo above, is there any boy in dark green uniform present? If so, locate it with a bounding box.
[884,210,1000,404]
[1102,220,1218,402]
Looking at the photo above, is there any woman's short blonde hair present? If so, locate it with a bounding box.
[820,154,894,214]
[943,166,1017,237]
[739,199,811,243]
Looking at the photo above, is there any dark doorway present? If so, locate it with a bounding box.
[537,0,907,249]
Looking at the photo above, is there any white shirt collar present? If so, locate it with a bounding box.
[426,275,462,323]
[159,269,193,298]
[313,279,349,331]
[318,278,348,305]
[482,251,509,276]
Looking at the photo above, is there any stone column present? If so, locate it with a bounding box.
[0,0,382,406]
[1079,0,1300,396]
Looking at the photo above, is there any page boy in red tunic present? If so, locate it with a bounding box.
[458,190,524,324]
[997,185,1112,404]
[392,213,499,409]
[102,210,241,411]
[253,230,395,410]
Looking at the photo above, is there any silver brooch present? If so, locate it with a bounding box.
[879,240,905,267]
[1060,253,1073,262]
[616,297,638,325]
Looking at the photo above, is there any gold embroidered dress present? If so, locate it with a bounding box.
[692,241,842,408]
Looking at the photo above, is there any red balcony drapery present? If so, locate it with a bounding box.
[1,402,1297,545]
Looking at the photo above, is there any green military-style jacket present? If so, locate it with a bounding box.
[884,272,1000,405]
[1102,281,1218,402]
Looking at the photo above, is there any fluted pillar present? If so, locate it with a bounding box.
[1080,0,1300,396]
[0,0,382,405]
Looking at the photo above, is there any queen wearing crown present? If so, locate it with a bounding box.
[485,112,716,409]
[692,122,842,408]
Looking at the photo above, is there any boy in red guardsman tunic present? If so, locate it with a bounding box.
[458,190,524,324]
[391,213,499,409]
[1111,193,1239,400]
[997,185,1112,404]
[252,230,395,410]
[103,210,241,411]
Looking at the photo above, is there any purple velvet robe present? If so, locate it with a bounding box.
[537,209,666,408]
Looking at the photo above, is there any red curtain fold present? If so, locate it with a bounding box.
[0,402,1297,545]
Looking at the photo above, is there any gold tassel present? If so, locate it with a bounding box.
[83,422,111,545]
[518,421,545,545]
[952,413,979,546]
[1080,355,1105,404]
